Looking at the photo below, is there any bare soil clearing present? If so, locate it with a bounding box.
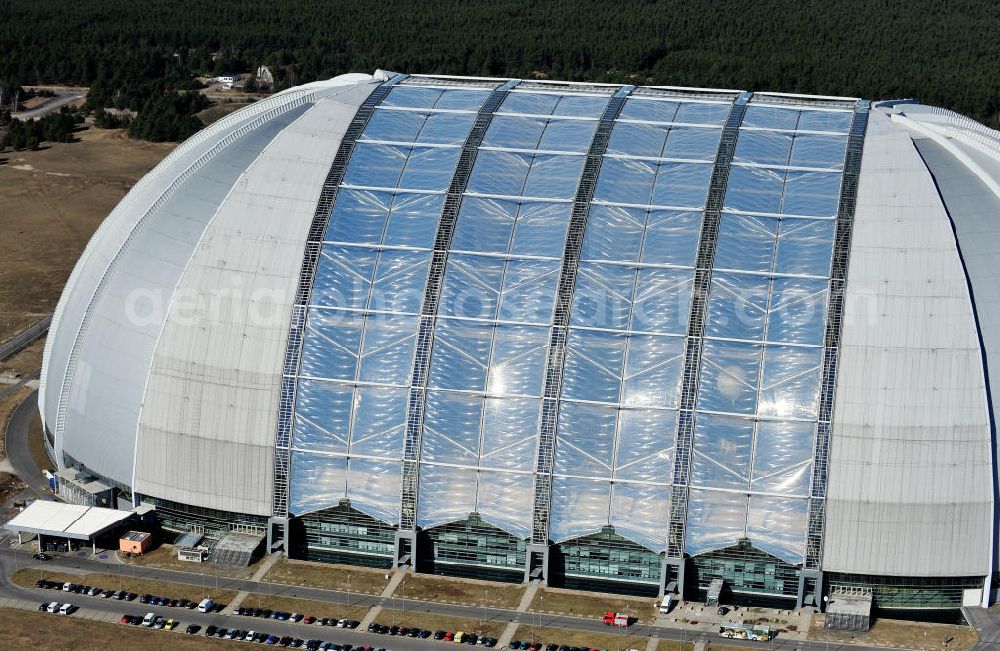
[0,124,174,340]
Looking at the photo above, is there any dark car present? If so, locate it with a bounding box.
[205,625,218,636]
[39,603,48,611]
[290,641,304,649]
[418,629,431,639]
[509,642,521,650]
[33,553,52,561]
[465,634,479,645]
[186,624,200,634]
[279,637,293,647]
[125,592,137,601]
[545,645,558,651]
[344,620,359,629]
[407,628,419,637]
[482,638,497,648]
[717,606,727,616]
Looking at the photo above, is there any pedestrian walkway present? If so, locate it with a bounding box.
[226,551,283,612]
[360,565,409,628]
[644,635,659,651]
[497,579,541,648]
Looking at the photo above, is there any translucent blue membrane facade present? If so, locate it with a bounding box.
[282,76,864,598]
[686,99,853,566]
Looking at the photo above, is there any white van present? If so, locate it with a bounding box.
[198,598,215,613]
[658,594,674,614]
[46,602,60,613]
[59,603,75,615]
[143,612,156,626]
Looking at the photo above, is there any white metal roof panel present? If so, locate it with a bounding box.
[5,501,130,539]
[823,111,993,577]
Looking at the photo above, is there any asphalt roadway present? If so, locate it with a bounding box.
[3,389,50,499]
[12,93,85,120]
[0,547,900,651]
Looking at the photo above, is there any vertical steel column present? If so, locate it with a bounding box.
[397,80,521,554]
[662,91,752,595]
[269,74,407,552]
[799,100,870,606]
[527,86,634,577]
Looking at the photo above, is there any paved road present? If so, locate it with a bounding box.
[963,606,1000,650]
[3,389,50,498]
[0,553,444,650]
[12,93,85,120]
[0,548,887,651]
[0,314,51,361]
[0,375,33,403]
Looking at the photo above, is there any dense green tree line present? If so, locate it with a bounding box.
[1,107,81,150]
[0,0,998,131]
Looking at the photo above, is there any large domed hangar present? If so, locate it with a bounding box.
[40,70,1000,611]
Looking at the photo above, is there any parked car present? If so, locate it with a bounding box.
[165,618,178,630]
[304,615,317,625]
[33,553,52,561]
[186,624,200,634]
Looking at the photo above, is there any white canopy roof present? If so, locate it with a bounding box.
[5,500,132,540]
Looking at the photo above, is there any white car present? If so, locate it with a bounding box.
[245,631,256,641]
[59,603,75,615]
[62,583,76,592]
[46,602,60,613]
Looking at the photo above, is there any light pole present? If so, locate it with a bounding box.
[482,588,488,634]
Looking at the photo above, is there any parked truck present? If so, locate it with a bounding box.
[602,611,632,627]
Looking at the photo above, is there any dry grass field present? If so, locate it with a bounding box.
[0,124,174,340]
[528,586,656,621]
[808,615,977,650]
[196,100,254,126]
[0,607,233,650]
[395,572,526,609]
[263,558,391,595]
[511,623,650,649]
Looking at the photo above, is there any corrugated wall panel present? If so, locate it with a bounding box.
[134,85,375,515]
[823,111,992,576]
